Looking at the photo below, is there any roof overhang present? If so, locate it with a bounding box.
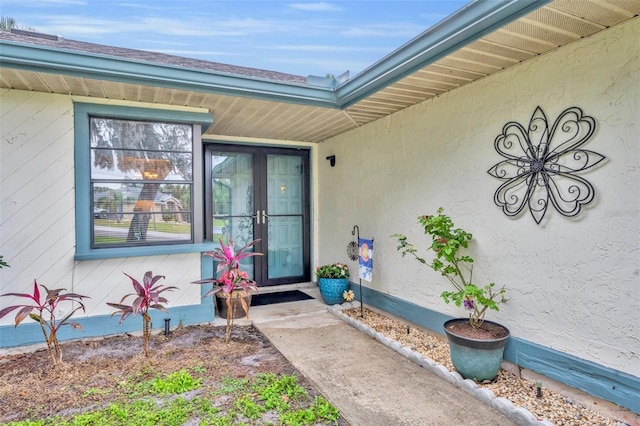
[336,0,550,107]
[1,0,637,142]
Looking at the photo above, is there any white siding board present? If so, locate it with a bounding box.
[1,91,207,327]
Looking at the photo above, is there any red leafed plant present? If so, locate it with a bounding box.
[107,271,177,357]
[193,238,262,341]
[0,280,89,365]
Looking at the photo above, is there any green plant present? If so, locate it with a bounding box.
[107,271,177,357]
[313,395,341,423]
[279,395,340,425]
[393,207,506,328]
[0,255,9,268]
[315,262,349,279]
[0,280,89,364]
[212,376,251,396]
[192,238,262,342]
[4,370,340,426]
[253,373,307,412]
[235,394,267,419]
[146,369,202,395]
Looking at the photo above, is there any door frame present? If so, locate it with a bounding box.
[203,143,311,286]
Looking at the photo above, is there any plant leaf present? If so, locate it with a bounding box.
[15,306,35,326]
[124,272,145,297]
[0,305,25,320]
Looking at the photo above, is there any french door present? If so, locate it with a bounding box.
[205,144,310,286]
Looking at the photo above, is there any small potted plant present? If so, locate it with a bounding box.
[393,207,508,382]
[315,262,350,305]
[192,238,262,342]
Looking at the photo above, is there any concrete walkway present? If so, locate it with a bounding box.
[245,285,515,425]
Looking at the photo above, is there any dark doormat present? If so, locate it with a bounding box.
[251,290,314,307]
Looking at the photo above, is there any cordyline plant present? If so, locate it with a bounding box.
[393,207,507,329]
[107,271,177,357]
[0,280,89,365]
[192,238,262,342]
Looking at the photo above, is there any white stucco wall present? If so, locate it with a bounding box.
[317,19,639,375]
[0,91,203,326]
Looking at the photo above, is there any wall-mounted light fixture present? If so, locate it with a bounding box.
[326,155,336,167]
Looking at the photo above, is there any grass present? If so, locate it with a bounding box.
[94,219,191,234]
[5,371,340,426]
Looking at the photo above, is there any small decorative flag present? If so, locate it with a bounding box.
[358,238,373,282]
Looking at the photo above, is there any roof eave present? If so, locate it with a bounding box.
[335,0,552,108]
[0,41,340,108]
[0,0,554,111]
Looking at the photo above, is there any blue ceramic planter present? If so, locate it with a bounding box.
[443,318,510,382]
[318,277,350,305]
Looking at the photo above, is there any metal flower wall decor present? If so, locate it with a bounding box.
[487,106,605,224]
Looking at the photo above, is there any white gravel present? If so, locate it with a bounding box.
[341,306,630,426]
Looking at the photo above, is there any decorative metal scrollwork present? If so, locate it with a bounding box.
[487,106,606,224]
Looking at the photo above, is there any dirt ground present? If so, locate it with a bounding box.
[0,324,330,424]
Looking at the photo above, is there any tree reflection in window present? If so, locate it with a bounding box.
[90,118,193,246]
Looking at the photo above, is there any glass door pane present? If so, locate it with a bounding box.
[207,145,310,286]
[211,151,257,280]
[266,155,304,279]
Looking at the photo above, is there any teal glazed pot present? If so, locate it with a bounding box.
[443,318,510,382]
[317,277,350,305]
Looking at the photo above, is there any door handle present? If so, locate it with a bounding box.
[253,210,261,225]
[262,210,269,223]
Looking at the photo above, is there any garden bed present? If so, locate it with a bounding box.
[0,324,345,425]
[339,305,632,426]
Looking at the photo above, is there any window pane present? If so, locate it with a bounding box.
[91,150,192,181]
[90,118,192,151]
[92,183,192,247]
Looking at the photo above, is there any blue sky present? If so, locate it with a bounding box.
[1,0,469,77]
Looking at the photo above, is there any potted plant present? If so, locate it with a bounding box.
[192,238,262,342]
[393,207,508,382]
[315,262,350,305]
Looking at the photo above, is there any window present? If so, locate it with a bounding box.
[74,103,212,259]
[90,118,194,247]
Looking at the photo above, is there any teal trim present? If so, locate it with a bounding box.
[0,304,214,348]
[0,1,549,112]
[336,0,552,108]
[73,103,213,260]
[353,283,451,334]
[200,252,215,305]
[0,42,338,108]
[504,335,640,414]
[74,242,216,260]
[74,102,213,128]
[353,284,640,413]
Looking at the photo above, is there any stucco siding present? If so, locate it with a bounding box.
[0,91,203,327]
[318,18,639,376]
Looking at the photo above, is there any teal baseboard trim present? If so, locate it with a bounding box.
[353,284,640,414]
[0,303,215,349]
[503,338,640,414]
